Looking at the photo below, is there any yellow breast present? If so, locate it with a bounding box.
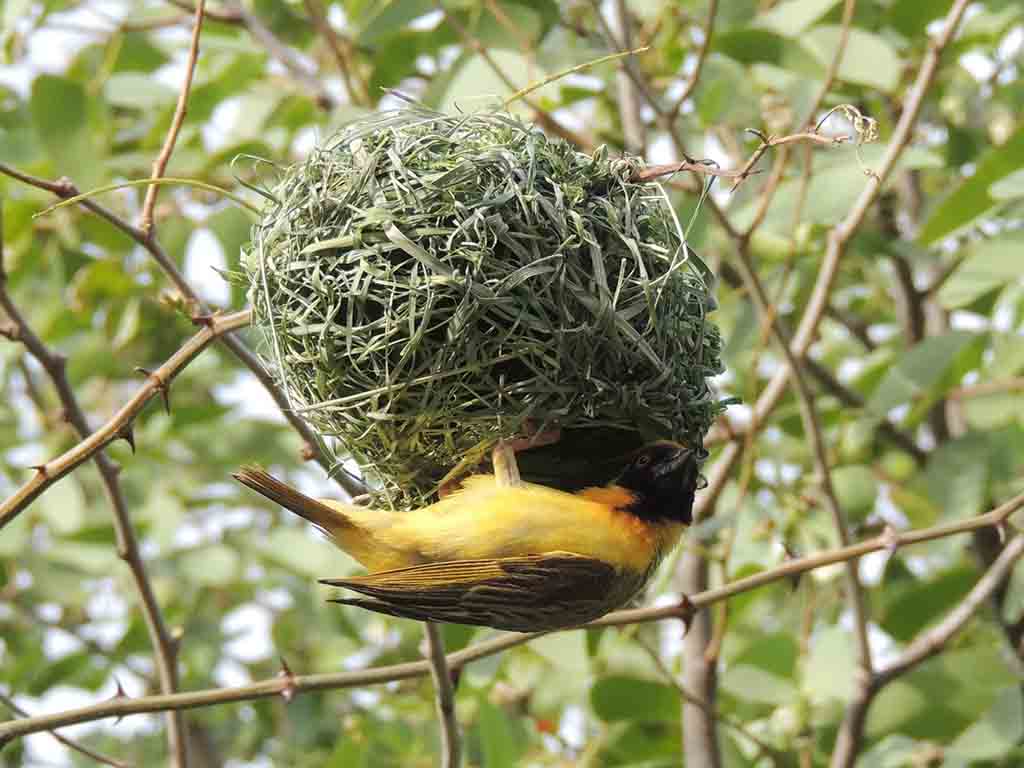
[358,477,684,573]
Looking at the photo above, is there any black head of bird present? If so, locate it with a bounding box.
[612,441,703,525]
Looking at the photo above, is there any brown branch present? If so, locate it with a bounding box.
[0,212,189,766]
[666,0,717,121]
[607,0,646,155]
[0,310,252,530]
[949,377,1024,399]
[424,624,461,768]
[442,9,589,149]
[804,358,926,464]
[0,162,366,498]
[734,248,875,688]
[226,0,333,109]
[831,534,1024,767]
[634,161,754,182]
[638,640,785,765]
[0,692,130,768]
[3,489,1021,744]
[705,0,971,448]
[165,0,242,24]
[140,0,205,235]
[301,0,368,105]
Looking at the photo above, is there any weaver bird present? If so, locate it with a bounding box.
[234,441,701,632]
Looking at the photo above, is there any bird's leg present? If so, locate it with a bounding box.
[491,439,522,488]
[503,420,562,454]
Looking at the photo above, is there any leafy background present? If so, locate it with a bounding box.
[2,0,1024,766]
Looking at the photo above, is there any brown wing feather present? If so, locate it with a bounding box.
[320,552,629,632]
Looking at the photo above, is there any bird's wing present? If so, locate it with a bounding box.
[319,552,623,632]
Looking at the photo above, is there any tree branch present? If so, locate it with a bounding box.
[0,310,252,530]
[831,533,1024,767]
[705,0,972,448]
[0,212,188,767]
[0,692,130,768]
[424,624,461,767]
[2,489,1020,744]
[140,0,205,235]
[666,0,718,121]
[0,162,367,498]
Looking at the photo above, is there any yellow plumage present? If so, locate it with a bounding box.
[234,441,700,631]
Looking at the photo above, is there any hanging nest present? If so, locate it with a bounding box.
[242,107,728,508]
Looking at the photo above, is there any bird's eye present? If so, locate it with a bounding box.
[636,454,651,468]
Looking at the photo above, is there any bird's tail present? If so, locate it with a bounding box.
[233,465,353,537]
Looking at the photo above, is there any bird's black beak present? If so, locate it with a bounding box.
[655,445,694,478]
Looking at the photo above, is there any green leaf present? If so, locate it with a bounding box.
[919,125,1024,245]
[731,143,940,233]
[948,687,1024,760]
[877,565,976,643]
[938,234,1024,309]
[358,0,438,44]
[830,465,878,521]
[38,474,87,535]
[590,676,680,722]
[104,72,177,109]
[803,626,853,703]
[990,167,1024,199]
[756,0,839,36]
[866,332,981,419]
[802,26,902,92]
[477,699,523,768]
[922,433,990,522]
[179,545,240,586]
[721,664,796,705]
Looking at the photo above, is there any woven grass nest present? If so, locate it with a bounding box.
[243,107,727,508]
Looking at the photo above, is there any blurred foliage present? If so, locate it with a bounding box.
[1,0,1024,766]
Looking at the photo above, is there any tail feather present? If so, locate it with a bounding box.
[233,465,352,536]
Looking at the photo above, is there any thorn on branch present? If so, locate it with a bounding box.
[0,323,20,341]
[278,656,297,702]
[300,442,317,462]
[29,463,49,478]
[782,543,803,591]
[190,312,220,328]
[118,423,136,454]
[676,594,696,634]
[110,677,130,724]
[54,176,79,199]
[135,367,172,415]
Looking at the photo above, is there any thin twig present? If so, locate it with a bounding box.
[0,693,130,767]
[226,0,332,109]
[301,0,368,105]
[666,0,717,120]
[140,0,205,234]
[949,377,1024,399]
[803,358,926,464]
[638,641,784,765]
[704,0,971,449]
[882,534,1024,684]
[832,534,1024,768]
[607,0,645,155]
[424,624,461,767]
[734,248,875,690]
[0,162,366,498]
[0,211,188,765]
[2,489,1020,744]
[442,9,589,148]
[165,0,241,24]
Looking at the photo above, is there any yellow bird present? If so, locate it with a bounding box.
[233,441,701,632]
